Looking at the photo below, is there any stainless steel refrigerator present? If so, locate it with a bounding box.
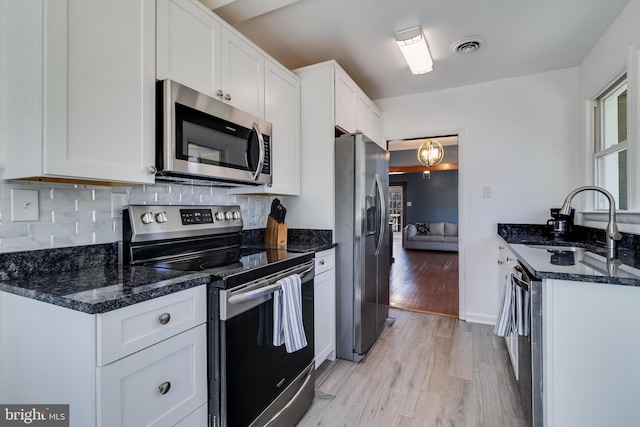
[334,133,390,362]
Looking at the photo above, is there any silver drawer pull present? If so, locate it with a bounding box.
[319,259,325,265]
[159,381,171,395]
[158,313,171,325]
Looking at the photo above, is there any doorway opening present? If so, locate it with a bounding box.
[387,135,459,317]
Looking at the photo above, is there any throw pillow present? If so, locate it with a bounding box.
[415,223,430,235]
[444,222,458,236]
[429,222,445,236]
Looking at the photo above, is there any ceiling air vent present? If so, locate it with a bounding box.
[451,37,484,54]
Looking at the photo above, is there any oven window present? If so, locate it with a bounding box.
[223,282,314,427]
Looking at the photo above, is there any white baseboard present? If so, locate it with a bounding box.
[464,312,497,325]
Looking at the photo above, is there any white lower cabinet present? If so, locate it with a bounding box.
[498,241,519,379]
[314,249,336,368]
[0,286,207,427]
[174,403,208,427]
[98,325,207,427]
[543,278,640,427]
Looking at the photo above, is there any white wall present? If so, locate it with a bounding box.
[578,0,640,233]
[377,68,580,323]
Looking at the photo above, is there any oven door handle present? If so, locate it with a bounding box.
[228,282,281,305]
[227,265,314,305]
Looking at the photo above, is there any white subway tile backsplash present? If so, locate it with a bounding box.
[0,224,29,238]
[0,174,272,253]
[50,187,94,200]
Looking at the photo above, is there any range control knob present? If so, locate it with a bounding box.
[224,211,233,220]
[155,212,168,223]
[215,211,225,221]
[232,211,241,220]
[141,212,154,224]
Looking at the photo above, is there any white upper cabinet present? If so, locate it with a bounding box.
[221,30,265,118]
[157,0,264,117]
[333,64,383,147]
[156,0,222,98]
[334,68,358,134]
[2,0,156,184]
[158,0,300,195]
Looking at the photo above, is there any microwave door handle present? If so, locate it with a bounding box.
[251,122,266,182]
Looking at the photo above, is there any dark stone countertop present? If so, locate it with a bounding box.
[498,224,640,286]
[0,264,211,314]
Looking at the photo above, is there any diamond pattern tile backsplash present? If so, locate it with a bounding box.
[0,172,271,253]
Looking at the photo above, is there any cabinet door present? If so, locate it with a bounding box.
[97,324,207,427]
[221,30,265,117]
[334,68,357,133]
[44,0,156,184]
[156,0,223,97]
[314,249,336,368]
[263,60,301,195]
[357,95,371,136]
[370,107,383,148]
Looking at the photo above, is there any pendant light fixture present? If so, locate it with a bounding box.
[417,139,444,179]
[395,27,433,74]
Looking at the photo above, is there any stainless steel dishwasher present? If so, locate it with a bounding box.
[515,263,543,427]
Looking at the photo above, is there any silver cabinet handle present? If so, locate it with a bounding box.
[158,381,171,395]
[319,259,325,265]
[147,165,157,174]
[216,89,224,97]
[158,313,171,325]
[224,93,231,101]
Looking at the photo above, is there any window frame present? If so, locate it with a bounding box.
[593,74,628,210]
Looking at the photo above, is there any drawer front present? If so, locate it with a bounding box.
[97,324,207,427]
[174,403,208,427]
[97,286,206,366]
[315,249,335,275]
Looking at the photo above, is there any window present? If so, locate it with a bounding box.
[594,75,627,210]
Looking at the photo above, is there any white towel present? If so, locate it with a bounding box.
[518,285,530,337]
[273,274,308,353]
[494,269,520,337]
[495,268,531,337]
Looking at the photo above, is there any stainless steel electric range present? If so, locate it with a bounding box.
[123,205,315,427]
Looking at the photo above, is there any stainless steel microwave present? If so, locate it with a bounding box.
[156,79,272,186]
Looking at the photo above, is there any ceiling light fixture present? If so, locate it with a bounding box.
[395,27,433,74]
[417,139,444,179]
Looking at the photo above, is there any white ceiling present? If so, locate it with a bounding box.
[204,0,630,100]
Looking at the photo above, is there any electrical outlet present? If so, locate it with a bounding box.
[11,189,39,221]
[111,193,130,218]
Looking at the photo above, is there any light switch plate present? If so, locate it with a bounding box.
[11,189,39,221]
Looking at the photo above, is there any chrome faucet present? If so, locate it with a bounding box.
[559,186,621,259]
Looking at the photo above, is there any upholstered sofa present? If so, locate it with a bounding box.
[402,222,459,252]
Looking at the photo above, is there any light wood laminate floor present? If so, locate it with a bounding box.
[298,309,525,427]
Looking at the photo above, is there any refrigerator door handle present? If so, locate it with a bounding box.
[374,173,385,256]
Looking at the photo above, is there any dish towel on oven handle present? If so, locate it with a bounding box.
[494,268,521,337]
[273,273,308,353]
